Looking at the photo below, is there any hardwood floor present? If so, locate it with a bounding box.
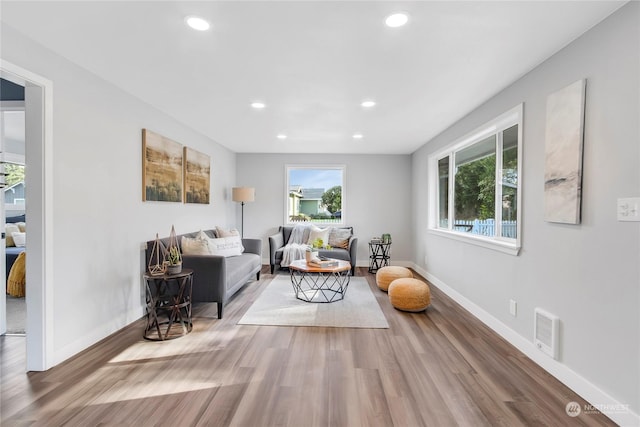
[1,267,614,426]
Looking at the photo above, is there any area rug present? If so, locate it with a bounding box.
[238,275,389,328]
[5,295,26,334]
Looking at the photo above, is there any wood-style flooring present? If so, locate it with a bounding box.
[1,267,614,426]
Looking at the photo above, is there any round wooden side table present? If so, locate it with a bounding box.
[143,268,193,341]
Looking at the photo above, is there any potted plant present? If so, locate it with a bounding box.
[165,246,182,274]
[163,225,182,274]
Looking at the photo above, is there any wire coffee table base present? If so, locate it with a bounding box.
[288,259,352,303]
[290,270,351,303]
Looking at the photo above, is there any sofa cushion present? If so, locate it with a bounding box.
[209,236,243,257]
[5,223,19,247]
[329,227,352,249]
[181,235,210,255]
[12,232,26,247]
[225,252,261,288]
[318,248,350,261]
[216,226,240,237]
[307,226,330,246]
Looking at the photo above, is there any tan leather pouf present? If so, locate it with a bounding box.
[388,278,431,312]
[375,266,412,292]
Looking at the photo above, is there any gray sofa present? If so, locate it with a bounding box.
[145,229,262,319]
[269,225,358,275]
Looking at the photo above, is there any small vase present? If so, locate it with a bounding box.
[305,249,318,263]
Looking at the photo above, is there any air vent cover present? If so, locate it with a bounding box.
[534,308,559,360]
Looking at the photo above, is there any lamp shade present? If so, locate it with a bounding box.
[232,187,255,203]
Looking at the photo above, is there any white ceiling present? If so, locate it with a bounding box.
[0,1,626,154]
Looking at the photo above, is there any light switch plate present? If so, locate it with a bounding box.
[617,198,640,222]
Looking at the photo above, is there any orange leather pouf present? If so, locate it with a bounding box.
[388,278,431,312]
[375,266,412,292]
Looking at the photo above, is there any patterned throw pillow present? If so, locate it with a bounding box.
[208,236,243,257]
[329,228,352,249]
[215,226,244,251]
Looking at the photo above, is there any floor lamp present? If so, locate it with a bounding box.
[232,187,255,238]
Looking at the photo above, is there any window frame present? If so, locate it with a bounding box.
[428,104,523,255]
[284,164,346,226]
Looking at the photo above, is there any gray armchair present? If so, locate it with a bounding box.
[269,226,357,275]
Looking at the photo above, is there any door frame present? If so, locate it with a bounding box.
[1,59,54,371]
[0,101,25,335]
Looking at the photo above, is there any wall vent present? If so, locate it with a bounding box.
[534,308,559,360]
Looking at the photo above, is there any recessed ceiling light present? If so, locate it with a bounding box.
[385,12,409,28]
[185,16,210,31]
[277,134,287,140]
[352,133,364,139]
[250,102,266,109]
[361,100,376,108]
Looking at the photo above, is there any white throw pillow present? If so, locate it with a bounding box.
[307,226,330,247]
[12,231,26,247]
[181,235,210,255]
[5,224,19,247]
[215,226,244,251]
[208,235,243,257]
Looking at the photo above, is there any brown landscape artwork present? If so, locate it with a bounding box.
[184,147,211,204]
[142,129,183,202]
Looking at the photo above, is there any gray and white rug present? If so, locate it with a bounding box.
[238,275,389,328]
[6,295,26,334]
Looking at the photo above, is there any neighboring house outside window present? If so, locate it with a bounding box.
[4,181,25,205]
[286,165,345,225]
[429,104,523,255]
[289,185,303,218]
[299,188,330,217]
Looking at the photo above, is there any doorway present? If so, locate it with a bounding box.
[0,87,27,335]
[0,60,52,371]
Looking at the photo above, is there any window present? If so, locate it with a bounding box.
[285,165,345,225]
[429,105,522,255]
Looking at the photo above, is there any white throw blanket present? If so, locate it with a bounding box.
[281,225,309,267]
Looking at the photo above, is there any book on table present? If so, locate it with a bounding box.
[307,256,339,267]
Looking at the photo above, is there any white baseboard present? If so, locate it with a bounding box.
[53,306,144,367]
[412,264,639,427]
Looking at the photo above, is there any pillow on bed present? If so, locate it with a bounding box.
[12,232,26,247]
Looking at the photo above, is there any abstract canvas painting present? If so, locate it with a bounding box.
[142,129,183,202]
[544,79,586,224]
[183,147,211,204]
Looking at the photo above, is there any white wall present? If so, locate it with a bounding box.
[412,3,639,421]
[1,24,237,364]
[236,153,412,267]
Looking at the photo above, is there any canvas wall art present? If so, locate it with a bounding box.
[142,129,183,202]
[183,147,211,204]
[543,79,586,224]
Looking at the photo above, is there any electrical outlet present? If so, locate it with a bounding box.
[509,299,517,317]
[618,197,640,221]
